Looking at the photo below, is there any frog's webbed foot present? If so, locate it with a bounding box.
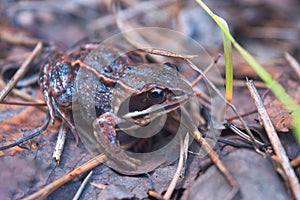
[93,113,141,170]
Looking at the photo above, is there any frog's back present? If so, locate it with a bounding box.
[76,45,148,122]
[83,45,132,78]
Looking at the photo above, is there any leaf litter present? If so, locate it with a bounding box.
[0,0,300,199]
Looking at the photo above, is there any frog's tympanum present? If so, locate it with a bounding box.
[39,42,193,173]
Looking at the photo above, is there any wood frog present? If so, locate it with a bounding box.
[39,42,193,172]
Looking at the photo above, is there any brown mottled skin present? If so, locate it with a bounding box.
[39,43,192,170]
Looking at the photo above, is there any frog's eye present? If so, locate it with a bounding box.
[147,88,166,102]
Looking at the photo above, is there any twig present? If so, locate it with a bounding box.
[181,106,239,200]
[90,182,107,190]
[148,190,164,200]
[143,48,197,60]
[226,109,258,121]
[246,79,300,199]
[284,52,300,78]
[191,54,221,87]
[182,133,189,173]
[290,155,300,168]
[52,123,67,165]
[163,134,189,199]
[194,70,267,89]
[224,122,264,146]
[23,154,107,200]
[0,30,40,46]
[193,91,212,109]
[0,42,43,102]
[0,100,46,106]
[232,79,267,88]
[0,79,47,112]
[0,76,45,105]
[72,170,94,200]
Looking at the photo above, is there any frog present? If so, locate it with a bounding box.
[39,42,193,171]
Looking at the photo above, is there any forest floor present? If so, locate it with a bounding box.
[0,0,299,199]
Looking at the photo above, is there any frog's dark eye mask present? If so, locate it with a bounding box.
[126,87,167,113]
[118,85,189,121]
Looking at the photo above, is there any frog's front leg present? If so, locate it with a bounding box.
[93,113,141,170]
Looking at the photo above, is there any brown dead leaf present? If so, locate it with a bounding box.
[0,96,53,154]
[263,73,300,132]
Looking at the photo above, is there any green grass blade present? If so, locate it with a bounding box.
[218,16,233,102]
[195,0,300,144]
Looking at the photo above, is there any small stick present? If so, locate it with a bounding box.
[52,123,68,165]
[290,155,300,168]
[143,48,197,60]
[191,54,221,87]
[193,87,211,103]
[0,31,40,46]
[246,79,300,199]
[23,154,107,200]
[0,100,46,106]
[193,92,212,110]
[226,109,258,121]
[163,134,189,199]
[284,52,300,78]
[224,122,264,146]
[0,42,43,102]
[193,130,239,200]
[231,79,267,88]
[182,133,189,173]
[90,182,107,190]
[148,190,164,200]
[72,170,94,200]
[181,106,239,200]
[0,77,45,105]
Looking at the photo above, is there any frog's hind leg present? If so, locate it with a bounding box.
[40,63,56,124]
[93,113,141,171]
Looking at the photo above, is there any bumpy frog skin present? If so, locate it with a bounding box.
[40,43,193,172]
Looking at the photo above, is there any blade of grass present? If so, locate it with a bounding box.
[219,17,233,102]
[194,0,300,144]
